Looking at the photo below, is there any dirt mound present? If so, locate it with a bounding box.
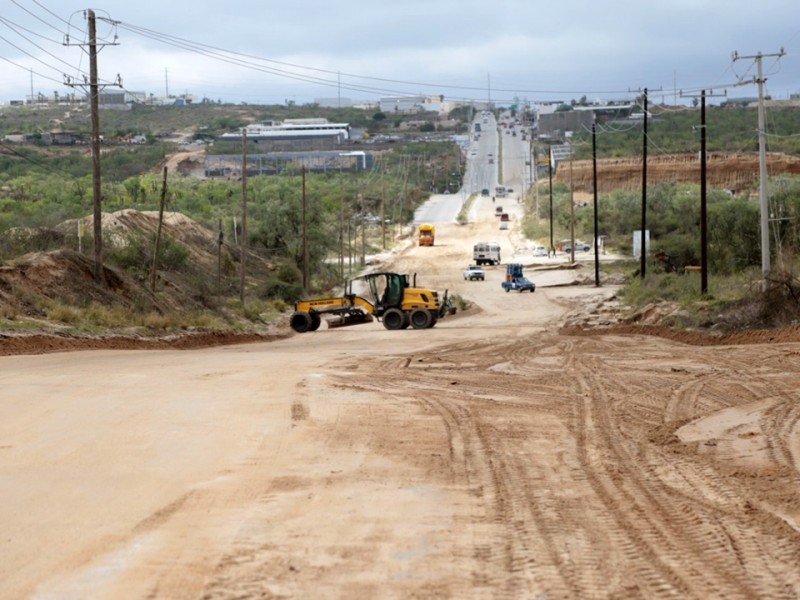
[0,209,280,353]
[59,209,230,271]
[0,248,154,310]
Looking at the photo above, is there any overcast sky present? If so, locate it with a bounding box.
[2,0,799,107]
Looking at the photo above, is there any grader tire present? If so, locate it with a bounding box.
[409,308,432,329]
[382,308,406,330]
[290,311,313,333]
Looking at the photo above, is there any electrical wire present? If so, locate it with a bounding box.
[0,139,79,178]
[0,17,86,76]
[105,18,646,105]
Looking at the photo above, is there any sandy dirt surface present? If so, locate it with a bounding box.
[2,193,800,599]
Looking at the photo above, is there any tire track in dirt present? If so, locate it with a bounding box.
[241,328,800,599]
[571,338,800,599]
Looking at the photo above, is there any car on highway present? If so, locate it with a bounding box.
[481,188,490,196]
[463,264,485,281]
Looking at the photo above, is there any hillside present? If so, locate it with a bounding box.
[0,209,285,348]
[554,151,800,194]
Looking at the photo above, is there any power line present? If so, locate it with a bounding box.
[105,18,643,104]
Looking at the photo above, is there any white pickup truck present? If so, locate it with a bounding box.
[463,264,485,281]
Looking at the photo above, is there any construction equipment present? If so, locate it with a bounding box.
[418,223,435,246]
[290,271,453,333]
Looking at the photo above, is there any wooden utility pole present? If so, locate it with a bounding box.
[640,88,648,279]
[302,166,308,293]
[88,10,103,284]
[64,10,120,284]
[569,145,575,265]
[359,192,366,267]
[150,166,168,292]
[548,147,554,255]
[592,122,600,287]
[240,129,247,305]
[339,182,345,280]
[217,218,223,294]
[381,160,386,249]
[700,91,708,295]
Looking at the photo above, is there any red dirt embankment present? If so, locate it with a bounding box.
[555,152,800,194]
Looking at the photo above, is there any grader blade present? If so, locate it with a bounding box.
[326,312,373,328]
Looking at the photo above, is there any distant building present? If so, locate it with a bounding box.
[379,96,426,114]
[219,118,351,151]
[42,131,83,145]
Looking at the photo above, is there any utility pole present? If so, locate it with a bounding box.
[150,166,168,292]
[700,91,709,295]
[548,147,554,255]
[381,159,386,249]
[682,88,725,294]
[359,192,366,267]
[592,122,600,287]
[569,145,575,265]
[339,182,345,280]
[302,165,308,293]
[88,12,102,283]
[733,49,786,291]
[240,129,247,305]
[63,10,120,284]
[640,88,648,279]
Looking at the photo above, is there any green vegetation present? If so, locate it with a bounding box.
[568,104,800,158]
[0,103,465,327]
[525,178,800,276]
[3,101,800,333]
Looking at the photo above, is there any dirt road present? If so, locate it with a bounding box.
[2,194,800,599]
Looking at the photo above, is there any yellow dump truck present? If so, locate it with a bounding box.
[418,223,435,246]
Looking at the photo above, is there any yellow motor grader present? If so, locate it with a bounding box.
[289,272,453,333]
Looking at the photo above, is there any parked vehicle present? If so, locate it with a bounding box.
[532,246,548,257]
[463,264,485,281]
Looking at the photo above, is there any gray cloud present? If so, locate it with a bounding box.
[1,0,798,105]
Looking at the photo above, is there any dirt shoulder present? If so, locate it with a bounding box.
[3,198,800,599]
